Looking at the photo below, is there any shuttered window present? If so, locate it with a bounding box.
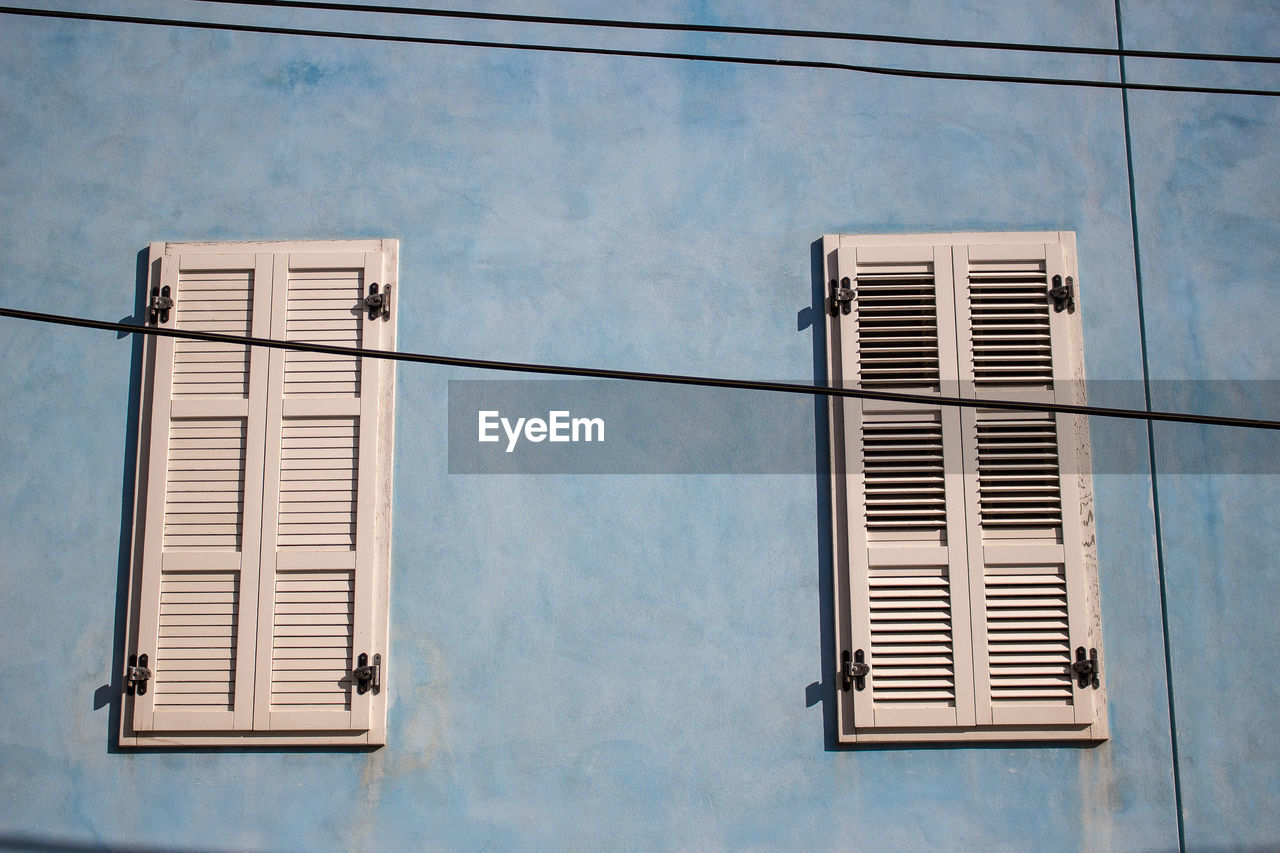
[824,232,1105,744]
[121,240,397,747]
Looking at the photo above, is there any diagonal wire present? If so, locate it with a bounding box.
[2,304,1280,431]
[1,4,1279,97]
[191,0,1280,65]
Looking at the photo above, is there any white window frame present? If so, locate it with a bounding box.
[120,239,397,747]
[823,231,1107,744]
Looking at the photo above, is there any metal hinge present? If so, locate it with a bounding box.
[1048,274,1075,313]
[363,282,392,320]
[353,652,381,695]
[125,653,152,696]
[148,286,174,325]
[841,649,870,692]
[1072,646,1100,689]
[829,277,854,315]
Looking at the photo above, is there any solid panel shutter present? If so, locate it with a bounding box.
[953,242,1095,726]
[836,244,975,729]
[133,251,272,732]
[253,250,386,732]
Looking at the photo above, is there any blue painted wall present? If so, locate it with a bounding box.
[1,1,1276,849]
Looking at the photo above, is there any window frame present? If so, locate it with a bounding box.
[823,231,1107,744]
[119,239,398,748]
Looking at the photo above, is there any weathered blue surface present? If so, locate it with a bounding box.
[0,1,1276,849]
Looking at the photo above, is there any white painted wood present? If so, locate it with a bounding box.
[122,240,396,747]
[253,249,389,734]
[131,250,271,733]
[835,244,975,730]
[825,232,1104,744]
[956,241,1094,729]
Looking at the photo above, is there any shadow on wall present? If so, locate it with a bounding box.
[802,239,841,750]
[0,832,244,853]
[96,249,151,755]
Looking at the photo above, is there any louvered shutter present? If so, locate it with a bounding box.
[834,244,976,728]
[131,251,273,732]
[252,251,388,732]
[125,240,396,746]
[827,232,1102,742]
[952,242,1095,726]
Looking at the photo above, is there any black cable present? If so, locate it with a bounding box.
[2,305,1278,431]
[192,0,1280,66]
[2,5,1278,97]
[1115,2,1186,849]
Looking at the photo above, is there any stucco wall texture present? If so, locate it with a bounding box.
[1,1,1277,850]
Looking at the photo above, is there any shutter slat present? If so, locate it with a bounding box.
[269,569,354,711]
[977,417,1063,535]
[967,258,1053,389]
[868,565,956,707]
[855,270,941,390]
[984,565,1074,706]
[173,269,253,397]
[284,267,362,397]
[153,572,239,710]
[862,417,947,535]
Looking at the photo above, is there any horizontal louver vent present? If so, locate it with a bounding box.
[155,571,239,709]
[163,419,246,550]
[174,269,252,397]
[869,566,956,707]
[863,417,946,540]
[855,268,940,390]
[985,567,1073,705]
[278,418,358,549]
[968,259,1053,388]
[271,570,354,710]
[976,417,1063,534]
[285,269,363,396]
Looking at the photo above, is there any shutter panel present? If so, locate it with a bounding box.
[253,251,387,732]
[835,244,975,729]
[132,251,272,733]
[953,243,1096,726]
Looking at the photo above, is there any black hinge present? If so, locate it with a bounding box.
[364,282,392,320]
[829,277,854,316]
[125,653,152,696]
[1072,646,1100,689]
[841,649,870,692]
[353,652,381,695]
[148,286,174,325]
[1048,274,1075,313]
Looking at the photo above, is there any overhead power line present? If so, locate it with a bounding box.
[1,5,1278,97]
[2,305,1278,432]
[192,0,1280,66]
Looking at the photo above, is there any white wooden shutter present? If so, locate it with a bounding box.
[132,251,273,733]
[252,251,388,732]
[952,242,1096,727]
[125,240,396,746]
[828,232,1102,742]
[835,244,975,729]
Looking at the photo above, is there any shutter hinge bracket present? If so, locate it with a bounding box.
[1072,646,1100,689]
[148,286,174,325]
[125,654,152,696]
[364,282,392,320]
[841,649,870,692]
[353,652,381,695]
[829,277,854,316]
[1049,275,1075,313]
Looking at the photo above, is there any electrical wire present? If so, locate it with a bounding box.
[191,0,1280,66]
[2,4,1278,97]
[2,305,1278,431]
